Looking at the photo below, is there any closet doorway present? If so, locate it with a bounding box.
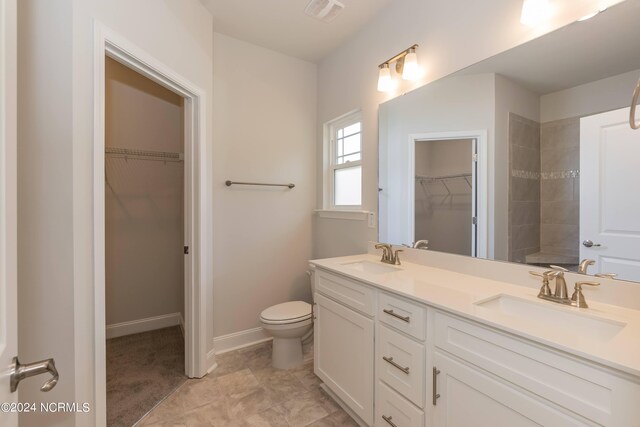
[408,131,489,258]
[93,28,209,427]
[104,57,187,426]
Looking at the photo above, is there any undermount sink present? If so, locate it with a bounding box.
[474,294,627,342]
[341,260,401,275]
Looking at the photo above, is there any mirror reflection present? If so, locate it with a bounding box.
[378,0,640,281]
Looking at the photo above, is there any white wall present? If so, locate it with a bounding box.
[315,0,625,259]
[18,1,213,426]
[212,33,317,338]
[540,68,640,122]
[105,58,184,327]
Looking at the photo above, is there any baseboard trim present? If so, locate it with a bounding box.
[206,348,218,374]
[213,327,272,354]
[106,312,182,339]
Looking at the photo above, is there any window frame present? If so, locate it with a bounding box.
[325,111,363,210]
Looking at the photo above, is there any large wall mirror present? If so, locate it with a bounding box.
[379,0,640,282]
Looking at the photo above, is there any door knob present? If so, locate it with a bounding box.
[582,240,601,248]
[10,356,59,393]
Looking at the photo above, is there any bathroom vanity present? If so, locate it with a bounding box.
[310,251,640,427]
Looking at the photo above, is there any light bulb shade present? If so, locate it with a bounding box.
[401,49,419,81]
[520,0,550,27]
[377,64,392,92]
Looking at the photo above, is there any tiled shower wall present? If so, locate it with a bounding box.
[539,117,580,260]
[508,113,541,263]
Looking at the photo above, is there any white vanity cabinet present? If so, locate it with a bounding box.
[432,311,640,427]
[314,270,375,426]
[312,265,640,427]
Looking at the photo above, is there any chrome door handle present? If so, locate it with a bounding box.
[382,309,410,323]
[10,357,59,392]
[382,356,410,374]
[583,240,601,248]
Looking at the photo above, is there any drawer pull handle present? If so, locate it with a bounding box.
[383,356,410,374]
[433,366,441,405]
[383,308,410,323]
[382,415,398,427]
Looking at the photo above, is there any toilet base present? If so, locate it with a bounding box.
[272,337,303,370]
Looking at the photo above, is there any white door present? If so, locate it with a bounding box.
[581,107,640,281]
[314,292,374,425]
[0,0,18,424]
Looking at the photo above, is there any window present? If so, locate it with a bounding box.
[326,112,362,208]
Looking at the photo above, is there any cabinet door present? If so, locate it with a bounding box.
[314,293,374,426]
[432,352,587,427]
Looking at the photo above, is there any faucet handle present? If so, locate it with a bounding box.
[571,281,600,308]
[549,265,569,275]
[529,270,557,296]
[393,249,403,265]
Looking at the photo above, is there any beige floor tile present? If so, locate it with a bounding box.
[243,406,289,427]
[290,361,321,390]
[182,399,230,427]
[307,410,359,427]
[279,391,330,427]
[227,386,274,419]
[141,341,358,427]
[254,367,308,404]
[217,368,260,396]
[178,377,225,412]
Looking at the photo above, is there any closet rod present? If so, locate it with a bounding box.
[415,173,472,181]
[225,180,295,189]
[105,147,184,162]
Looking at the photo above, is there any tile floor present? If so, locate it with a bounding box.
[136,341,358,427]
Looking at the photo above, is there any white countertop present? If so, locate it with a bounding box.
[310,253,640,379]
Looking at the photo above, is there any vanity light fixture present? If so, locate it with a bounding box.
[520,0,551,27]
[377,63,392,92]
[377,44,419,92]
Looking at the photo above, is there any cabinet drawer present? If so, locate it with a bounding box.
[315,269,375,316]
[377,324,425,407]
[434,311,640,426]
[378,292,426,340]
[375,381,424,427]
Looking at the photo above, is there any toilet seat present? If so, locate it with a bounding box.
[260,301,312,325]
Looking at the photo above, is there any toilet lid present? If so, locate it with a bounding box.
[260,301,312,324]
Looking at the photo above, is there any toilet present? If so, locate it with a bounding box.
[260,300,313,369]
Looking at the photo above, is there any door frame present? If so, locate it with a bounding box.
[0,0,18,423]
[407,130,488,258]
[92,22,208,424]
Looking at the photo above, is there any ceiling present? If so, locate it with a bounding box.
[455,0,640,94]
[199,0,392,62]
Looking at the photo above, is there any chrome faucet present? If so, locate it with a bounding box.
[375,243,403,265]
[412,240,429,249]
[578,259,617,279]
[578,259,595,274]
[529,265,571,305]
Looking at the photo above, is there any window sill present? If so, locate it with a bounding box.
[314,209,369,221]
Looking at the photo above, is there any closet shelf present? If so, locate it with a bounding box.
[105,147,184,162]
